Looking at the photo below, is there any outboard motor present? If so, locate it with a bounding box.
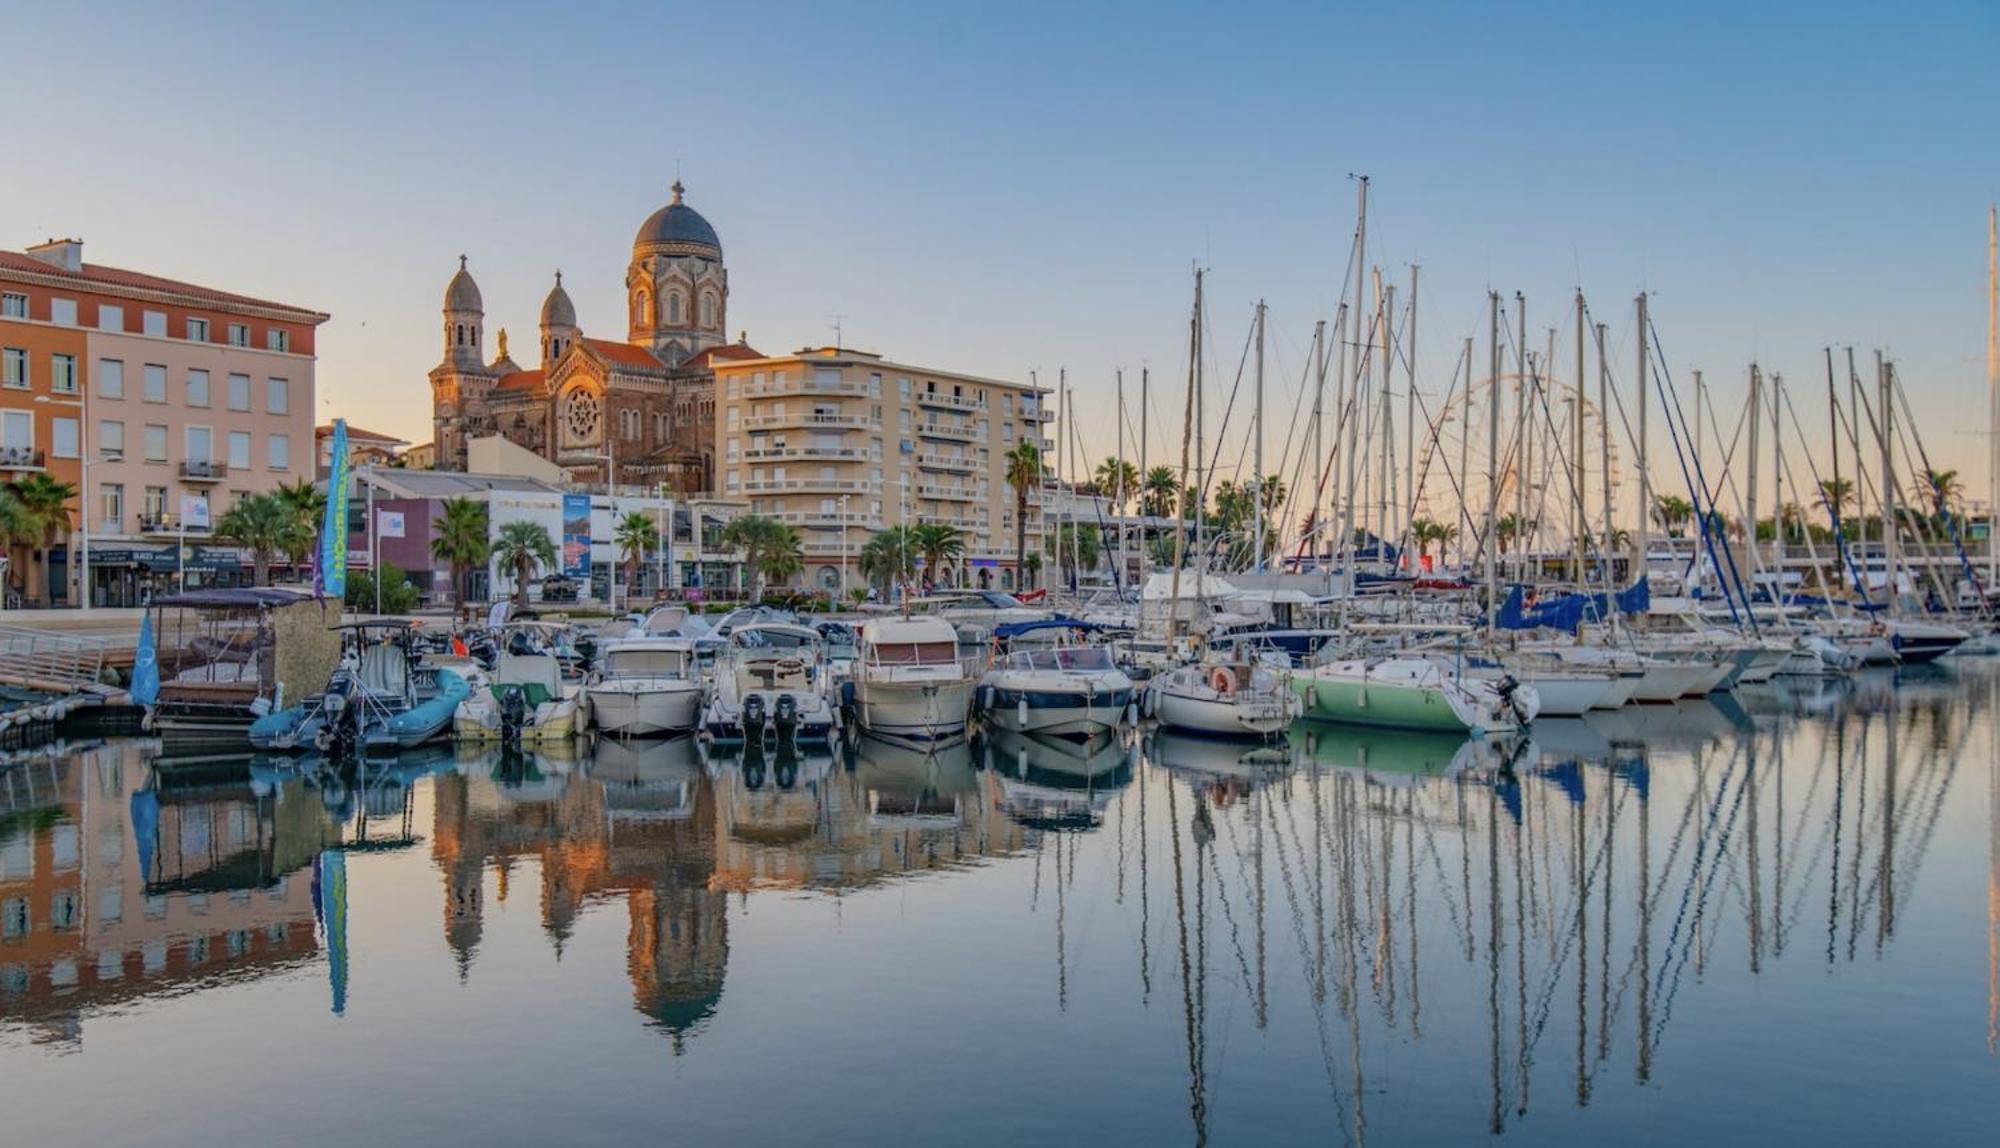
[741,693,767,742]
[773,692,799,736]
[498,685,529,743]
[774,736,799,790]
[1492,674,1528,726]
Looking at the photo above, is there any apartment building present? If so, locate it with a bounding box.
[712,348,1054,592]
[0,238,327,605]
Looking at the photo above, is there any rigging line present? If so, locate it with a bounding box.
[1645,317,1756,627]
[1777,376,1871,606]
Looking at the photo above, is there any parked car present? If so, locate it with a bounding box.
[540,574,581,603]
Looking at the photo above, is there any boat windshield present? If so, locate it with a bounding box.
[1011,648,1115,672]
[871,641,958,665]
[606,648,689,676]
[733,628,817,653]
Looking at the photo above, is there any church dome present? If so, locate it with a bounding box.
[633,181,721,258]
[540,272,576,328]
[444,255,482,312]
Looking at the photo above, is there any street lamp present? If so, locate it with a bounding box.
[838,493,849,604]
[34,393,87,609]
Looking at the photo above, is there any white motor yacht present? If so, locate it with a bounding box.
[701,623,839,744]
[979,644,1136,737]
[853,615,978,739]
[587,637,704,737]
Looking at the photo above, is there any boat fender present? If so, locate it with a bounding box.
[1125,701,1137,726]
[1210,667,1235,696]
[313,727,334,753]
[1018,697,1029,727]
[840,680,856,712]
[1307,685,1320,710]
[982,686,995,713]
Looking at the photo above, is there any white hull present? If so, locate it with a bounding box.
[589,681,703,736]
[855,678,976,737]
[1474,670,1609,718]
[1150,686,1295,737]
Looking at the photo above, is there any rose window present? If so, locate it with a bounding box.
[565,390,601,443]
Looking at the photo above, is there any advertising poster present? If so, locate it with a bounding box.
[562,492,591,579]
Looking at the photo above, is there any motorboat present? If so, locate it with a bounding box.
[143,587,342,749]
[1292,656,1539,735]
[701,622,839,744]
[978,623,1136,737]
[250,621,468,752]
[851,615,977,740]
[1144,659,1298,739]
[586,637,704,738]
[455,638,587,745]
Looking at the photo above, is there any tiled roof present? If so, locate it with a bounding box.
[583,338,664,370]
[493,369,546,393]
[0,251,327,320]
[683,342,763,369]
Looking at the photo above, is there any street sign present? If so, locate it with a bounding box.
[378,510,406,539]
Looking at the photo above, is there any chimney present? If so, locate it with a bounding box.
[26,237,83,272]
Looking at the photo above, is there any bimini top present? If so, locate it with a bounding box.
[728,622,822,647]
[152,587,317,610]
[993,617,1107,641]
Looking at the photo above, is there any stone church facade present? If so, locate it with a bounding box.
[427,182,757,492]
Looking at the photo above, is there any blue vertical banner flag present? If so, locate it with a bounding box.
[319,420,351,598]
[129,609,160,706]
[561,493,591,580]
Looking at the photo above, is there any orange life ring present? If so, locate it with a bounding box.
[1210,666,1236,696]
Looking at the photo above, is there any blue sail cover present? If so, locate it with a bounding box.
[130,610,160,706]
[1502,576,1650,630]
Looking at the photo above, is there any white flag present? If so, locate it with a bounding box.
[180,495,210,531]
[377,510,406,539]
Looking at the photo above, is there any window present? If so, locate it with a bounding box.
[868,373,883,398]
[701,293,716,328]
[667,293,682,324]
[98,358,123,398]
[186,425,213,463]
[228,431,251,469]
[0,293,24,318]
[99,420,124,457]
[186,369,209,407]
[144,363,167,402]
[50,353,77,394]
[227,373,250,411]
[50,298,77,326]
[1,347,24,388]
[101,483,123,531]
[143,486,166,520]
[98,304,124,332]
[144,424,168,462]
[227,323,248,347]
[267,328,289,352]
[267,432,289,470]
[143,311,167,337]
[52,418,79,459]
[266,377,288,413]
[899,377,911,399]
[186,317,209,342]
[1,411,30,450]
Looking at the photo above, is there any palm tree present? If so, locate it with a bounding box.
[274,477,326,582]
[0,488,36,606]
[858,525,918,593]
[1493,513,1524,555]
[1140,465,1178,518]
[1409,516,1458,563]
[491,520,556,607]
[429,497,489,608]
[614,511,660,603]
[909,522,965,588]
[1651,495,1694,538]
[6,474,77,605]
[1005,442,1042,590]
[215,492,301,588]
[1918,467,1965,528]
[1094,457,1141,513]
[1817,477,1853,523]
[720,514,804,598]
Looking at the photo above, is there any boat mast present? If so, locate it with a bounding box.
[1573,290,1587,581]
[1307,319,1326,564]
[1635,293,1651,582]
[1514,294,1528,583]
[1989,204,1998,588]
[1462,335,1474,568]
[1879,352,1898,615]
[1379,279,1395,566]
[1486,291,1502,639]
[1406,265,1419,571]
[1344,177,1369,589]
[1166,270,1201,644]
[1254,299,1267,571]
[1596,322,1616,603]
[1117,368,1127,581]
[1746,363,1762,597]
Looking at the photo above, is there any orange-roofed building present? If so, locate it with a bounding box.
[428,182,753,494]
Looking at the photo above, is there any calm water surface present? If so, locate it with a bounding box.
[3,664,1997,1146]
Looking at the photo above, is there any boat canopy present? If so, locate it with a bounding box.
[993,618,1110,641]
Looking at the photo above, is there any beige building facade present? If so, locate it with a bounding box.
[712,348,1053,592]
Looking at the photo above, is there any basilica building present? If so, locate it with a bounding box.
[427,182,758,491]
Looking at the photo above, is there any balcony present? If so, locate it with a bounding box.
[741,412,879,432]
[0,445,46,471]
[741,446,865,462]
[767,511,885,530]
[918,422,980,443]
[918,484,977,502]
[139,513,208,535]
[1038,438,1056,451]
[740,377,868,399]
[1023,405,1055,423]
[917,453,977,474]
[740,477,877,495]
[916,390,982,413]
[179,459,229,483]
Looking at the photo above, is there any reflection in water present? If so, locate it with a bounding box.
[1,661,1996,1143]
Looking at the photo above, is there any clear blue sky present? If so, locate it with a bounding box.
[5,0,1996,514]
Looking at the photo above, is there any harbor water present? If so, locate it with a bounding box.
[2,663,1997,1145]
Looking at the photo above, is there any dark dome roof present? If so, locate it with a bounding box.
[444,255,482,312]
[633,181,721,258]
[540,272,576,329]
